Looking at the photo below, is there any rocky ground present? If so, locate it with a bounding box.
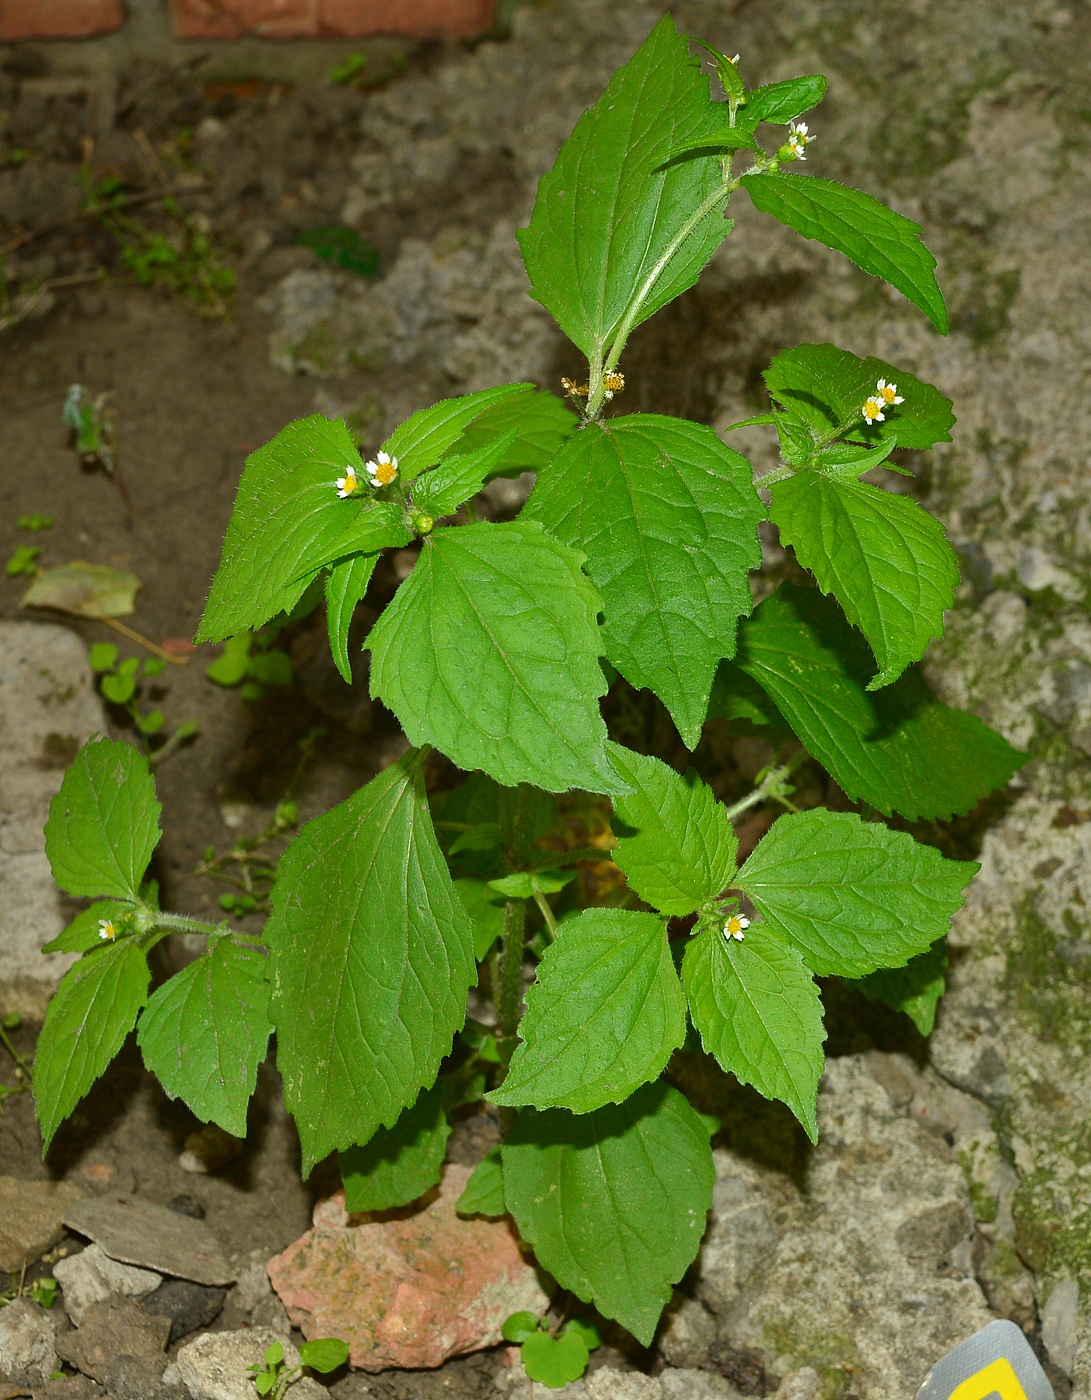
[1,0,1090,1397]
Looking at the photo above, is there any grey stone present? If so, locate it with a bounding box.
[659,1293,718,1370]
[0,1296,58,1386]
[141,1278,227,1345]
[584,1372,661,1400]
[54,1296,169,1385]
[660,1369,749,1400]
[105,1350,179,1400]
[178,1124,244,1176]
[54,1243,162,1325]
[175,1328,326,1400]
[219,1249,290,1336]
[772,1371,822,1400]
[0,622,104,1020]
[1042,1277,1080,1378]
[0,1175,86,1273]
[62,1195,235,1287]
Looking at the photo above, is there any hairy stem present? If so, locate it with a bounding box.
[532,891,558,938]
[721,749,808,823]
[495,896,527,1067]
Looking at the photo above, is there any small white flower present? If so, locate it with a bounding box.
[365,450,399,488]
[98,919,117,942]
[723,914,750,942]
[862,396,886,425]
[730,53,741,64]
[335,465,360,498]
[876,377,904,406]
[786,119,815,160]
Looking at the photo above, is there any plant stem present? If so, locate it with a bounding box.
[721,749,808,822]
[586,178,738,418]
[495,896,527,1068]
[532,891,557,938]
[149,912,222,937]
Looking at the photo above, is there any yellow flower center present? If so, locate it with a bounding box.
[374,461,397,487]
[102,922,116,940]
[863,398,883,420]
[343,474,359,493]
[880,385,897,403]
[726,916,744,936]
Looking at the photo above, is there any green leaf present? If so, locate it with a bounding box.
[706,665,785,731]
[665,125,762,160]
[733,583,1026,819]
[411,431,517,519]
[383,384,532,485]
[34,941,150,1151]
[450,389,580,479]
[763,344,955,450]
[682,923,824,1141]
[101,672,136,705]
[769,470,959,688]
[136,938,272,1138]
[297,1338,349,1374]
[299,501,413,578]
[741,173,948,334]
[340,1082,450,1212]
[607,744,738,916]
[742,74,828,126]
[453,879,507,962]
[44,737,162,901]
[247,648,293,688]
[296,224,380,277]
[367,521,626,796]
[205,634,251,687]
[88,642,118,672]
[457,1146,506,1217]
[502,1311,539,1345]
[736,809,976,977]
[137,710,165,736]
[197,416,375,642]
[325,553,378,684]
[266,749,476,1173]
[264,1342,284,1369]
[448,823,502,855]
[522,1329,590,1389]
[502,1082,714,1345]
[565,1319,601,1351]
[518,16,735,361]
[856,939,947,1036]
[491,909,685,1113]
[524,415,764,748]
[42,899,131,955]
[487,870,576,899]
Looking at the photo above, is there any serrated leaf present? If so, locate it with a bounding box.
[856,939,947,1036]
[706,665,785,731]
[457,1146,506,1217]
[300,501,413,577]
[518,16,734,361]
[340,1082,450,1211]
[524,415,764,748]
[733,583,1026,819]
[266,749,476,1173]
[770,470,959,687]
[367,521,625,795]
[813,439,898,478]
[42,899,132,955]
[297,1339,350,1373]
[197,416,374,642]
[325,553,378,684]
[741,173,948,334]
[502,1082,714,1344]
[44,737,161,901]
[34,941,150,1151]
[137,938,271,1137]
[665,127,761,159]
[608,744,738,916]
[383,384,532,484]
[453,880,507,962]
[449,389,579,480]
[682,924,823,1141]
[736,809,976,977]
[411,432,517,519]
[522,1329,590,1388]
[763,344,955,450]
[742,74,828,126]
[491,909,686,1113]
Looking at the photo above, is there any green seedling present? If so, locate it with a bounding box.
[295,226,380,279]
[62,385,116,473]
[328,52,367,86]
[5,545,39,577]
[34,20,1025,1353]
[503,1312,601,1389]
[17,514,53,531]
[205,630,294,702]
[90,642,198,765]
[247,1337,349,1398]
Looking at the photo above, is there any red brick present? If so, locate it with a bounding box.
[170,0,319,39]
[0,0,124,40]
[170,0,495,41]
[317,0,495,38]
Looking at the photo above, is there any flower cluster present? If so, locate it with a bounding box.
[98,918,117,942]
[861,377,904,425]
[723,914,749,943]
[784,120,814,161]
[335,450,399,498]
[602,369,625,401]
